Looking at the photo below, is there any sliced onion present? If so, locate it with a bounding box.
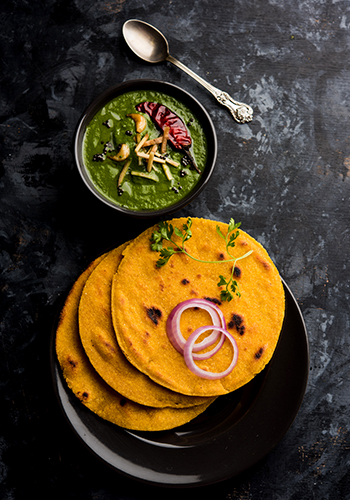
[183,326,239,380]
[166,298,226,358]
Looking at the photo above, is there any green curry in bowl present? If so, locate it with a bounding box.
[75,80,217,217]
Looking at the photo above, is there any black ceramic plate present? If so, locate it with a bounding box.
[51,279,309,487]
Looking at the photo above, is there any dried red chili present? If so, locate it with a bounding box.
[135,102,201,173]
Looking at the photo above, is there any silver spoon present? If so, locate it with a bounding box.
[122,19,253,124]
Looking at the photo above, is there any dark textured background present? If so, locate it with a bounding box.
[1,0,350,498]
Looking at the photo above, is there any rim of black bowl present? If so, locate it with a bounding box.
[74,79,217,219]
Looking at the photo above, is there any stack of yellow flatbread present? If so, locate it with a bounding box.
[55,217,285,431]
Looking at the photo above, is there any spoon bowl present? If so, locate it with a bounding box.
[122,19,253,124]
[123,19,169,64]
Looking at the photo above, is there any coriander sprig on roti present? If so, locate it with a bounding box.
[150,217,253,301]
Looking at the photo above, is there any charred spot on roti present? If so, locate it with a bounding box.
[181,278,190,285]
[228,313,245,336]
[255,347,264,359]
[146,307,162,325]
[77,391,89,401]
[204,296,222,306]
[233,266,241,278]
[218,252,225,260]
[256,255,271,270]
[100,338,116,354]
[67,356,78,369]
[142,331,151,344]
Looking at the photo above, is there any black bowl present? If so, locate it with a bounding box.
[74,79,217,218]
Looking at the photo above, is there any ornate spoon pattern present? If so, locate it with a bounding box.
[123,19,253,124]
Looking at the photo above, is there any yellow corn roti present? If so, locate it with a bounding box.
[111,217,285,397]
[78,244,213,408]
[55,254,213,431]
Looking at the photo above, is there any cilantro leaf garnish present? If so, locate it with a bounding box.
[150,217,253,301]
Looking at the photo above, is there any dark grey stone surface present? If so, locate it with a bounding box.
[1,0,349,498]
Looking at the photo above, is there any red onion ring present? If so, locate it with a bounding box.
[183,326,239,380]
[166,298,226,358]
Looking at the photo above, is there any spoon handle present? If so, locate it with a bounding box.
[166,55,253,124]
